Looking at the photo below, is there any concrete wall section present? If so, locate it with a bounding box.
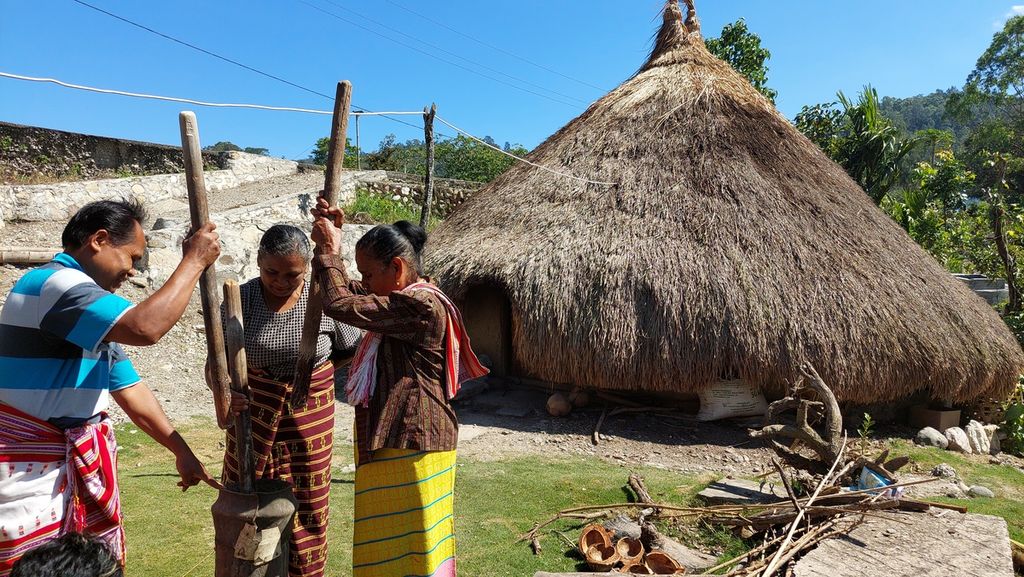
[0,152,300,222]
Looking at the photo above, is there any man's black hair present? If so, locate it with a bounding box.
[61,198,148,250]
[11,532,122,577]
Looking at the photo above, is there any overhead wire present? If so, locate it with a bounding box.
[311,0,591,106]
[67,0,431,135]
[293,0,583,109]
[383,0,609,93]
[0,71,614,186]
[435,115,617,186]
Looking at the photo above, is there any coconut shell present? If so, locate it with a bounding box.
[579,523,613,556]
[585,543,620,572]
[546,392,572,417]
[616,537,645,566]
[568,386,591,408]
[644,550,687,574]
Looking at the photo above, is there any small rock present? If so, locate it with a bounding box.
[989,426,1007,455]
[945,427,973,454]
[915,427,948,449]
[339,464,356,474]
[128,277,148,288]
[931,463,957,478]
[152,217,180,231]
[968,485,994,498]
[965,420,990,454]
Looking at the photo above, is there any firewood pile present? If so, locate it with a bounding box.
[524,363,962,576]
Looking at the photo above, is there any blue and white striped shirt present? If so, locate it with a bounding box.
[0,253,141,421]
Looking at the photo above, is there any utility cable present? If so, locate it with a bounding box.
[314,0,590,106]
[435,115,617,186]
[67,0,427,134]
[294,0,582,109]
[384,0,609,93]
[0,72,426,116]
[0,71,609,185]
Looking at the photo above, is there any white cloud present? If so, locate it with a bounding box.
[995,5,1024,29]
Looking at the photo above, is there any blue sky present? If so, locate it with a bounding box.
[0,1,1019,160]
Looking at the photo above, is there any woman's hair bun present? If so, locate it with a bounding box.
[392,220,427,254]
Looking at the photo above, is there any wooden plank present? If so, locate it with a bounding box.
[0,249,60,265]
[179,110,232,430]
[222,279,256,493]
[291,80,352,407]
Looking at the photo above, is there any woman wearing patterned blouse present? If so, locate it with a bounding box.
[309,199,487,577]
[210,224,360,577]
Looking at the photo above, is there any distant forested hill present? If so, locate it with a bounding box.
[878,88,1002,149]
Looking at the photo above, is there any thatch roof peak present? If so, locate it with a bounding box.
[647,0,704,69]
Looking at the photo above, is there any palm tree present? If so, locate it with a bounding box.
[832,86,921,204]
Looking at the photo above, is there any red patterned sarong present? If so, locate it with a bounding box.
[223,362,335,577]
[0,402,124,576]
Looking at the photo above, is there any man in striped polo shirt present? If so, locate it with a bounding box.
[0,198,221,574]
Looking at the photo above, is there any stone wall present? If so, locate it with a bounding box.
[0,121,222,181]
[362,172,484,217]
[142,176,384,287]
[0,152,301,223]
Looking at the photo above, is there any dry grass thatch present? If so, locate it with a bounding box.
[423,0,1024,404]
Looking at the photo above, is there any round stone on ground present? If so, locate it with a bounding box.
[915,427,948,449]
[968,485,994,498]
[945,427,973,454]
[931,463,957,478]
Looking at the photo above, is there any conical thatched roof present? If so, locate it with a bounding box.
[425,0,1024,404]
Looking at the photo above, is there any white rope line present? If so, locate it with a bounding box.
[1,70,618,187]
[0,72,422,116]
[435,116,618,186]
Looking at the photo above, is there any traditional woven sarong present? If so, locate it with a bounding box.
[352,448,457,577]
[223,362,335,577]
[0,403,123,577]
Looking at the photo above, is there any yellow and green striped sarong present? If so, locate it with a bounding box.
[352,448,457,577]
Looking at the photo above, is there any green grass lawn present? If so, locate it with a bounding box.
[887,438,1024,543]
[114,423,1024,576]
[115,421,712,577]
[342,188,443,231]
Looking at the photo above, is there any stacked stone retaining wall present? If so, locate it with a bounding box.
[363,172,483,217]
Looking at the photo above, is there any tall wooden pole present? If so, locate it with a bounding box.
[292,80,352,408]
[179,111,232,430]
[223,280,256,493]
[420,103,437,229]
[355,113,361,170]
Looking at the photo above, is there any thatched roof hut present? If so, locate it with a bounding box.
[424,0,1024,404]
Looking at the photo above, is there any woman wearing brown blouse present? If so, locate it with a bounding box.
[309,198,486,577]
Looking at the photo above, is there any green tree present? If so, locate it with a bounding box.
[950,15,1024,312]
[794,102,842,152]
[312,137,361,169]
[203,141,242,152]
[243,147,269,156]
[435,135,527,182]
[881,150,975,263]
[914,128,954,163]
[795,86,920,204]
[949,15,1024,125]
[705,18,777,102]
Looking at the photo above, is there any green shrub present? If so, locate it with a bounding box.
[1003,377,1024,456]
[343,188,443,231]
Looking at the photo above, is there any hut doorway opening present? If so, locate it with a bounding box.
[460,283,513,377]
